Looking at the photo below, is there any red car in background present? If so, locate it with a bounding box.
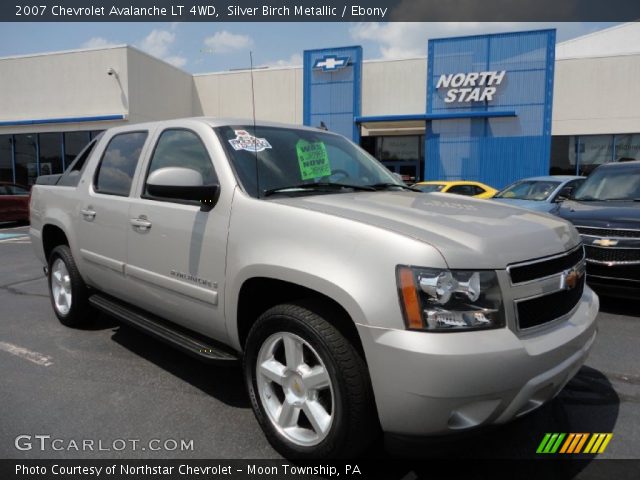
[0,183,30,223]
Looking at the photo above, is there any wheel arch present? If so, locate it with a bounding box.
[232,273,366,359]
[42,223,70,262]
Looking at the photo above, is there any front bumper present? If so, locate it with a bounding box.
[357,287,599,436]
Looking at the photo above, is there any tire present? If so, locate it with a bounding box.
[47,245,91,327]
[244,301,377,458]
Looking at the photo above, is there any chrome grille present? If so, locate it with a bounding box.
[576,226,640,239]
[584,245,640,265]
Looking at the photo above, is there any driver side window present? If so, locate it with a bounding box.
[144,129,217,200]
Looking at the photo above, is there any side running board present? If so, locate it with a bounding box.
[89,293,239,364]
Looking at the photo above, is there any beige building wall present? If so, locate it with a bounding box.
[1,44,640,139]
[126,48,193,123]
[552,53,640,136]
[361,58,427,117]
[0,46,130,135]
[192,67,302,124]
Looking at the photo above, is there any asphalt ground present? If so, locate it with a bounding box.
[0,222,638,469]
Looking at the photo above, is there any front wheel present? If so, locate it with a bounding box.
[244,302,377,458]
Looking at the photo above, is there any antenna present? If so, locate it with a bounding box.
[249,51,260,197]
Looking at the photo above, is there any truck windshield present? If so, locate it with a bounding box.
[573,166,640,201]
[216,125,403,198]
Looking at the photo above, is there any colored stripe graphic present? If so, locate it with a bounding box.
[559,433,575,453]
[539,433,613,454]
[536,433,565,453]
[574,433,589,453]
[598,434,613,453]
[536,433,552,453]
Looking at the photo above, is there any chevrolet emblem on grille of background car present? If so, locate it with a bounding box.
[592,238,619,247]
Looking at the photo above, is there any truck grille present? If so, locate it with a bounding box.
[576,226,640,238]
[584,245,640,264]
[508,246,584,284]
[516,276,585,330]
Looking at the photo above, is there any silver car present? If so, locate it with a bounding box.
[492,175,585,213]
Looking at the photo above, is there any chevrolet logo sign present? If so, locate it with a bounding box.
[313,54,350,72]
[592,238,618,247]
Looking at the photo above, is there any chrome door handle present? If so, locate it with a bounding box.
[80,209,96,220]
[130,217,152,231]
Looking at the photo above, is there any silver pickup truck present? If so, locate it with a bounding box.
[30,118,599,458]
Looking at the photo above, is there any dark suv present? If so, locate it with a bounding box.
[556,161,640,298]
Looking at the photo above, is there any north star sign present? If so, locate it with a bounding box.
[437,70,507,103]
[313,55,350,72]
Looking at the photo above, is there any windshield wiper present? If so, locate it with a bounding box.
[263,182,376,197]
[367,182,421,192]
[603,198,640,202]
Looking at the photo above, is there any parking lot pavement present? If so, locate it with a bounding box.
[0,223,638,464]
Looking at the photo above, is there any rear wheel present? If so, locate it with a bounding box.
[244,302,377,458]
[48,245,91,327]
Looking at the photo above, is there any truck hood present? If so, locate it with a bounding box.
[274,192,579,269]
[490,198,554,212]
[557,200,640,230]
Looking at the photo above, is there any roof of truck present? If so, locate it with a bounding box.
[109,117,331,133]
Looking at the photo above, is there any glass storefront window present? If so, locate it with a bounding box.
[0,135,13,183]
[549,136,576,175]
[379,136,421,163]
[38,133,64,175]
[361,135,423,184]
[614,134,640,162]
[14,134,38,186]
[64,131,91,166]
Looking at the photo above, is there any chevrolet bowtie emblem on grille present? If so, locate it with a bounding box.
[592,238,618,247]
[560,266,583,291]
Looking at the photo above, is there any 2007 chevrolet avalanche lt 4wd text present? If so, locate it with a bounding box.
[30,118,599,458]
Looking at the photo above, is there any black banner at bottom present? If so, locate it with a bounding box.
[3,459,640,480]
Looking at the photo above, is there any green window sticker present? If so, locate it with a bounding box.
[296,140,331,180]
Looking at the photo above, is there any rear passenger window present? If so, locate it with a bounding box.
[95,132,147,196]
[144,129,216,198]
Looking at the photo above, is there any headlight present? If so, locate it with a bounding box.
[396,266,505,332]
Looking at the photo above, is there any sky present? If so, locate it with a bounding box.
[0,22,620,73]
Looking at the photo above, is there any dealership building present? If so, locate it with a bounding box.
[1,22,640,188]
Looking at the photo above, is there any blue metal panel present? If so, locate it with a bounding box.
[303,46,362,142]
[425,30,556,189]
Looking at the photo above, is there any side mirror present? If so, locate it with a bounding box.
[554,186,574,203]
[147,167,220,211]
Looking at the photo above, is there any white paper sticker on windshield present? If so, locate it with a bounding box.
[228,130,272,152]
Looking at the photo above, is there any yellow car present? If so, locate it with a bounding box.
[412,180,498,198]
